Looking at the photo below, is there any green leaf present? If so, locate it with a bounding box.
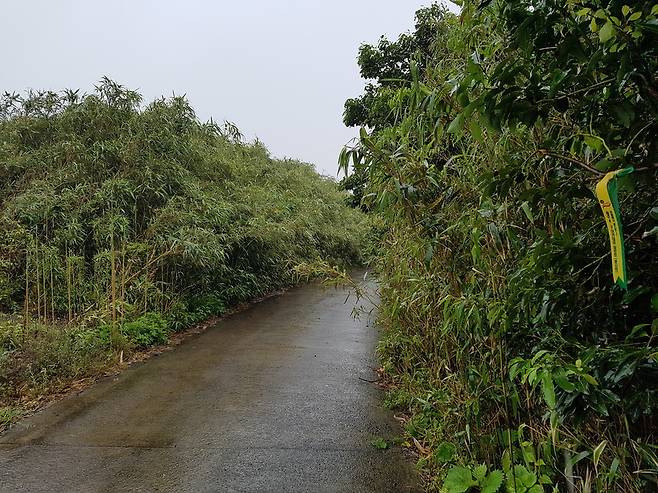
[481,470,504,493]
[502,450,512,472]
[444,466,476,493]
[435,441,456,462]
[599,21,615,42]
[554,373,575,392]
[506,465,538,490]
[425,243,434,265]
[447,113,465,134]
[370,437,389,450]
[474,464,487,482]
[639,19,658,33]
[542,372,556,408]
[628,11,642,21]
[621,5,631,17]
[583,135,604,152]
[469,117,483,142]
[593,440,607,469]
[594,158,615,171]
[471,241,481,264]
[582,374,599,386]
[550,410,559,429]
[570,451,591,466]
[520,201,534,222]
[539,474,552,484]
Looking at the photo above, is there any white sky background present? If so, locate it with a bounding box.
[2,1,457,177]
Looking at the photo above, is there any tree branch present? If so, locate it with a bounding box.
[536,150,605,176]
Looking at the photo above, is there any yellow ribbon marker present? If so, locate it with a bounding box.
[595,167,634,289]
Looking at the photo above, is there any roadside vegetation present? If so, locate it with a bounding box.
[340,1,658,491]
[0,79,367,427]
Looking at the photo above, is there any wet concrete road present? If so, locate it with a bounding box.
[0,279,418,492]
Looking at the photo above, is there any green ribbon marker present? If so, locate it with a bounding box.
[595,167,634,290]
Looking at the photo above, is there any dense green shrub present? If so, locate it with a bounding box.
[0,320,112,400]
[343,2,657,491]
[167,293,227,332]
[119,313,169,348]
[0,78,365,324]
[0,78,366,412]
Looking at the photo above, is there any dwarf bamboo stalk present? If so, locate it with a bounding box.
[23,246,29,331]
[143,251,148,313]
[44,225,49,322]
[35,238,41,322]
[75,256,82,316]
[66,246,72,323]
[111,232,118,345]
[120,239,126,322]
[50,261,55,322]
[42,249,47,322]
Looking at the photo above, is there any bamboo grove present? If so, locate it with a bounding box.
[341,1,658,491]
[0,79,366,417]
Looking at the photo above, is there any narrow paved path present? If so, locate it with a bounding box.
[0,278,418,492]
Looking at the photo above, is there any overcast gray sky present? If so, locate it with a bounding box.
[2,1,456,176]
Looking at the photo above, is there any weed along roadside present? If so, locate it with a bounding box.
[0,80,369,431]
[0,287,286,432]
